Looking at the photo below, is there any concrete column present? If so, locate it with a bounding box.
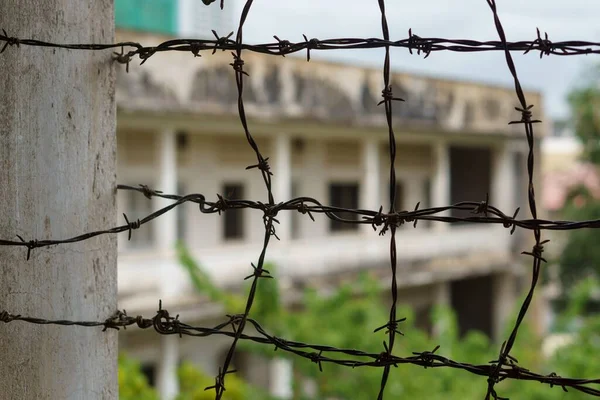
[492,272,516,342]
[492,144,515,216]
[433,281,451,337]
[269,357,294,399]
[302,141,327,238]
[432,141,450,231]
[273,134,292,242]
[154,129,180,400]
[157,335,180,400]
[361,138,381,234]
[0,1,116,398]
[155,129,178,253]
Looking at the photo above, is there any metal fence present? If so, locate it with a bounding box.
[2,0,600,398]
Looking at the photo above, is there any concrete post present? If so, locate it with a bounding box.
[0,1,117,399]
[154,128,180,400]
[361,138,381,234]
[432,141,450,231]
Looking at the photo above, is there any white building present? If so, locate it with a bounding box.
[113,14,547,400]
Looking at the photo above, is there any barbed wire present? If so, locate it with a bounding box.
[2,301,600,396]
[2,0,600,399]
[2,26,600,69]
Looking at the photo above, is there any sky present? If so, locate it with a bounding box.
[228,0,600,121]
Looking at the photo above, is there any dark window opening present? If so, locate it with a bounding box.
[390,181,405,212]
[421,178,432,228]
[140,363,156,387]
[414,304,433,335]
[329,183,359,232]
[449,146,492,224]
[450,275,494,338]
[223,183,245,240]
[176,131,188,151]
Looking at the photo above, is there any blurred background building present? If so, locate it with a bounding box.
[113,1,547,399]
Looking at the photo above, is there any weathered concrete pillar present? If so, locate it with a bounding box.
[154,128,180,400]
[0,1,117,398]
[361,138,381,234]
[273,134,292,241]
[432,141,450,231]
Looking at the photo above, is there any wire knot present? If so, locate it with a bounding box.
[297,202,315,221]
[472,193,489,216]
[139,184,161,199]
[246,157,272,176]
[508,104,541,125]
[112,46,132,73]
[547,372,568,392]
[521,239,550,263]
[377,85,405,106]
[16,234,38,261]
[309,351,324,372]
[412,345,440,368]
[273,35,291,56]
[229,52,249,76]
[215,194,230,215]
[408,28,432,58]
[373,317,406,336]
[244,263,273,281]
[211,30,233,55]
[367,206,385,231]
[138,47,156,66]
[1,29,20,54]
[122,213,141,241]
[524,28,554,58]
[189,42,204,58]
[502,208,520,235]
[302,34,320,61]
[0,310,20,323]
[153,300,180,335]
[225,314,245,334]
[375,342,398,367]
[205,367,236,394]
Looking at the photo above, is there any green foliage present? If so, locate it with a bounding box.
[118,354,274,400]
[118,354,160,400]
[567,67,600,164]
[559,185,600,290]
[558,65,600,290]
[175,361,274,400]
[175,248,600,399]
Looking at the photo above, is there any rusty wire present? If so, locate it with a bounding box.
[2,0,600,399]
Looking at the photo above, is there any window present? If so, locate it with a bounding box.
[329,183,359,232]
[390,181,405,211]
[140,363,156,387]
[449,146,492,223]
[124,187,154,249]
[421,178,432,228]
[222,183,245,240]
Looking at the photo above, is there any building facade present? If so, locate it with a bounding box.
[114,4,546,399]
